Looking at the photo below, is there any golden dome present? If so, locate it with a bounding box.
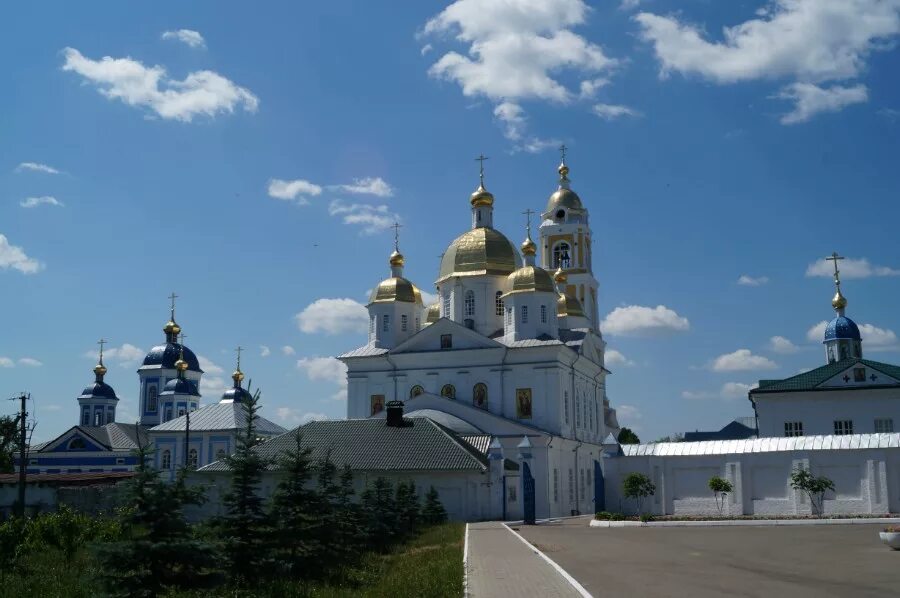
[470,184,494,207]
[557,292,586,318]
[438,227,521,283]
[425,302,440,324]
[93,363,107,377]
[389,250,405,268]
[175,358,189,372]
[505,266,555,295]
[547,187,583,212]
[232,369,245,384]
[370,276,417,304]
[559,163,569,179]
[554,267,567,284]
[163,320,181,336]
[411,284,425,307]
[521,236,536,256]
[832,289,848,310]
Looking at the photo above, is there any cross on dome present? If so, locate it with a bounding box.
[475,153,489,185]
[826,251,848,313]
[168,291,178,320]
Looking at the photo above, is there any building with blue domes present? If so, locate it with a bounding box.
[751,253,900,437]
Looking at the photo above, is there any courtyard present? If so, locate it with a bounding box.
[514,518,899,598]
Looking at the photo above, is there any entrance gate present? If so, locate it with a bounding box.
[523,462,536,524]
[594,460,605,512]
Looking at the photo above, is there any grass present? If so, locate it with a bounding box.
[0,523,465,598]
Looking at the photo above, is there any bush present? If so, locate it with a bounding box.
[639,513,654,523]
[622,472,656,515]
[610,512,625,521]
[790,467,835,517]
[617,427,640,445]
[708,476,734,515]
[595,511,612,520]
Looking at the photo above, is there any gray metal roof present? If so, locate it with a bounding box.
[197,417,488,473]
[338,345,390,358]
[405,409,483,435]
[32,423,148,453]
[460,434,492,455]
[149,402,286,435]
[621,433,900,457]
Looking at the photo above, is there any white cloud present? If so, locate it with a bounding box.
[592,103,640,120]
[0,357,14,368]
[605,349,635,367]
[616,404,642,421]
[421,290,439,306]
[267,178,322,204]
[281,345,296,356]
[260,345,271,357]
[275,407,329,426]
[296,357,347,385]
[768,336,799,354]
[85,343,144,366]
[17,358,42,367]
[578,77,609,99]
[421,43,434,56]
[738,274,769,286]
[710,349,777,371]
[198,355,225,375]
[198,355,228,396]
[807,321,828,343]
[44,404,62,412]
[16,162,60,174]
[62,47,258,122]
[20,196,64,209]
[161,29,206,49]
[491,101,561,152]
[774,82,867,124]
[601,305,690,336]
[635,1,900,122]
[332,177,394,198]
[806,256,900,279]
[328,200,397,234]
[859,324,899,348]
[683,382,757,400]
[620,0,642,10]
[295,298,369,335]
[0,234,43,274]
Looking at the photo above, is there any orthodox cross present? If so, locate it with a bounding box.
[522,208,535,235]
[475,153,489,185]
[97,338,107,363]
[826,252,844,287]
[391,221,403,251]
[559,144,568,165]
[168,292,178,319]
[178,333,187,360]
[235,345,243,371]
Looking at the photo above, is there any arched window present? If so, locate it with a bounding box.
[148,386,158,412]
[369,315,375,335]
[410,385,424,399]
[94,410,102,426]
[521,305,528,323]
[441,384,456,399]
[415,317,420,331]
[495,291,504,316]
[188,448,198,469]
[215,449,226,462]
[473,383,488,409]
[68,438,87,450]
[540,305,547,324]
[401,314,408,332]
[506,307,513,326]
[82,409,90,426]
[442,292,451,317]
[464,290,475,317]
[161,449,172,470]
[553,242,571,269]
[106,410,114,425]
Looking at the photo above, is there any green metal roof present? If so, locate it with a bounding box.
[752,358,900,393]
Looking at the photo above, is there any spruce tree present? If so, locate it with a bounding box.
[329,464,362,570]
[422,486,448,525]
[269,431,318,579]
[219,389,272,584]
[361,477,398,552]
[95,440,221,597]
[395,480,421,538]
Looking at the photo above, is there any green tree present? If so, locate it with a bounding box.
[617,427,640,445]
[395,480,421,537]
[95,440,221,597]
[361,477,399,551]
[422,486,448,526]
[269,431,318,579]
[26,505,94,567]
[0,517,27,579]
[708,476,734,515]
[220,389,272,584]
[0,415,21,474]
[622,472,656,515]
[790,467,835,517]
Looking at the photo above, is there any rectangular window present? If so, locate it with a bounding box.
[440,334,452,349]
[834,420,853,435]
[415,317,420,331]
[508,484,517,503]
[28,458,38,465]
[116,458,125,465]
[401,314,408,331]
[369,316,375,334]
[568,469,574,503]
[854,367,866,382]
[553,468,559,503]
[579,469,585,500]
[382,314,390,332]
[521,305,528,323]
[784,421,803,437]
[875,418,894,433]
[540,304,547,323]
[443,292,451,317]
[564,391,569,424]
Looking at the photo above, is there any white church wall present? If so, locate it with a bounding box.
[756,389,900,437]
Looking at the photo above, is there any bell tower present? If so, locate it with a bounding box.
[538,147,600,330]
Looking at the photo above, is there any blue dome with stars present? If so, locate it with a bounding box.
[824,316,861,342]
[142,342,202,372]
[160,377,200,397]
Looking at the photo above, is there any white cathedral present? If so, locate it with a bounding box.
[339,156,619,519]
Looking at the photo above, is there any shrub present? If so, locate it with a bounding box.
[639,513,654,523]
[610,512,625,521]
[622,472,656,515]
[617,427,640,445]
[595,511,612,520]
[708,476,734,515]
[790,467,835,518]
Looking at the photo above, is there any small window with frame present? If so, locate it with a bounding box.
[440,334,452,349]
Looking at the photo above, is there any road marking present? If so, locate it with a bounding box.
[502,522,593,598]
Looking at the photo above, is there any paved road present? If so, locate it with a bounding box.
[516,517,900,598]
[467,521,582,597]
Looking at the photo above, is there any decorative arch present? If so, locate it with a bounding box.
[67,437,87,451]
[410,385,425,399]
[441,384,456,399]
[552,241,571,269]
[188,448,198,469]
[473,383,488,410]
[161,449,172,470]
[464,290,475,317]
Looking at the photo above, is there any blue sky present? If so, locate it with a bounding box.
[2,0,900,443]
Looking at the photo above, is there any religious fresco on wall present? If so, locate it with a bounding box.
[370,394,385,416]
[441,384,456,399]
[473,383,487,409]
[410,385,424,399]
[516,388,532,419]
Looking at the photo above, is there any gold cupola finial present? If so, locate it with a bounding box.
[521,208,536,257]
[232,345,244,385]
[470,153,495,207]
[826,251,848,312]
[554,267,568,284]
[94,338,108,379]
[175,332,188,373]
[558,143,570,184]
[389,221,405,269]
[163,291,181,337]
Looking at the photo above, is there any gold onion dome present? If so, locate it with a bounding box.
[470,183,494,207]
[832,289,848,311]
[93,362,107,377]
[163,320,181,336]
[557,292,586,318]
[554,267,568,284]
[425,302,440,324]
[521,236,537,256]
[232,369,245,384]
[370,276,417,304]
[546,162,583,212]
[506,266,556,295]
[438,227,521,282]
[175,358,189,372]
[389,250,405,268]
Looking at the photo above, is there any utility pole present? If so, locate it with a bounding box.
[12,393,28,517]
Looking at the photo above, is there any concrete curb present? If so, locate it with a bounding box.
[463,523,470,597]
[590,517,900,528]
